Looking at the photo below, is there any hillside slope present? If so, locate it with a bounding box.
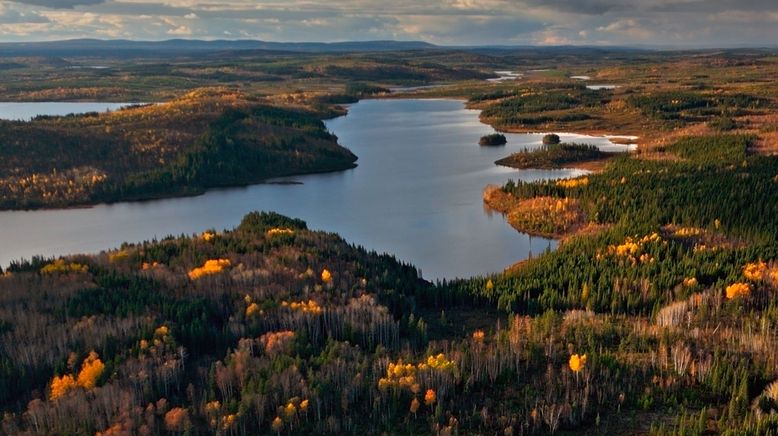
[0,90,357,209]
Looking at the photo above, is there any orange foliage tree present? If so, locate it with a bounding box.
[188,259,231,280]
[164,407,191,432]
[726,282,751,299]
[49,351,105,399]
[321,268,333,283]
[424,389,437,406]
[49,375,78,400]
[569,354,587,373]
[76,351,105,389]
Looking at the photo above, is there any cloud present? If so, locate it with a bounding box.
[597,18,654,39]
[535,29,573,45]
[167,24,191,35]
[519,0,622,15]
[0,3,50,24]
[10,0,105,9]
[0,0,777,46]
[648,0,778,14]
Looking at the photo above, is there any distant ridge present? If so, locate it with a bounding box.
[3,38,763,58]
[0,38,439,56]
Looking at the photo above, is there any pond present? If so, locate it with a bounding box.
[586,85,619,90]
[487,71,522,82]
[0,99,631,279]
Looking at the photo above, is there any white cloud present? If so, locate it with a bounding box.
[167,24,191,35]
[597,18,654,39]
[0,22,51,36]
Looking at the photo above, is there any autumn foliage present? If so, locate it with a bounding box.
[164,407,190,432]
[556,176,589,189]
[281,299,323,314]
[424,389,437,406]
[76,351,106,389]
[40,259,88,275]
[321,268,333,283]
[188,258,231,280]
[725,282,751,299]
[483,187,585,237]
[49,375,78,400]
[259,331,295,354]
[266,227,295,237]
[50,351,105,399]
[569,354,587,373]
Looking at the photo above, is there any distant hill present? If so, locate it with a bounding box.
[0,39,439,57]
[1,39,774,59]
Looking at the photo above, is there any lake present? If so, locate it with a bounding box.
[0,99,630,279]
[0,102,136,121]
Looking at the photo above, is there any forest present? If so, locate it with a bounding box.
[3,46,778,434]
[3,133,778,434]
[3,145,778,433]
[0,90,357,209]
[495,143,610,169]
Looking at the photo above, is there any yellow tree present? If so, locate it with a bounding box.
[569,354,587,373]
[321,268,332,284]
[50,374,77,400]
[726,282,751,300]
[76,351,105,389]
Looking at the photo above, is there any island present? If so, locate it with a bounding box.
[542,133,561,145]
[495,143,610,169]
[478,133,507,146]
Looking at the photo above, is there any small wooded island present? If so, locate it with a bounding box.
[478,133,507,146]
[496,142,609,169]
[542,133,561,145]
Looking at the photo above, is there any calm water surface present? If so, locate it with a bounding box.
[0,99,630,279]
[0,102,135,121]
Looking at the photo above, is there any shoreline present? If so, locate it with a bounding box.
[482,185,607,244]
[494,154,619,173]
[1,96,639,213]
[2,96,632,278]
[0,163,357,213]
[375,93,645,145]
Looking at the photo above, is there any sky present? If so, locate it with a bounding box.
[0,0,777,47]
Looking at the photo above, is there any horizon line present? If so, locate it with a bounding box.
[0,37,776,51]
